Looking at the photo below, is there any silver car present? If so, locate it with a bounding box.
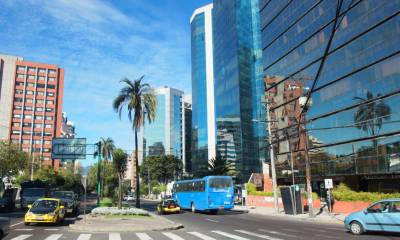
[0,217,10,239]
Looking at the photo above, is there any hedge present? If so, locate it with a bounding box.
[246,183,318,199]
[332,183,400,202]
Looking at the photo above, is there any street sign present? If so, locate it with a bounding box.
[324,178,333,189]
[52,138,87,159]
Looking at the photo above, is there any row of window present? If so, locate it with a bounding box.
[12,122,53,128]
[18,139,52,145]
[14,101,55,108]
[17,66,56,75]
[13,113,54,119]
[15,81,56,89]
[174,181,205,192]
[11,130,52,136]
[15,89,55,97]
[16,74,56,82]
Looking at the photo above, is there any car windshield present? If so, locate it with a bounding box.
[209,178,232,189]
[51,192,74,199]
[23,188,46,197]
[32,200,58,211]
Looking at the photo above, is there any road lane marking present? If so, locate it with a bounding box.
[44,234,63,240]
[205,218,219,223]
[235,230,283,240]
[258,229,297,238]
[9,235,32,240]
[188,231,217,240]
[10,221,24,227]
[109,233,122,240]
[14,229,33,231]
[44,229,59,231]
[77,234,92,240]
[136,233,153,240]
[212,231,250,240]
[162,232,185,240]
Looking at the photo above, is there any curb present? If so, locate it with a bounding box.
[69,223,184,232]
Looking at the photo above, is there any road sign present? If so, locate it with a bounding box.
[324,178,333,189]
[52,138,87,159]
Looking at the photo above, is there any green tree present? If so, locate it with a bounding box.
[113,76,157,208]
[140,155,183,184]
[100,137,115,199]
[207,156,236,176]
[354,91,391,170]
[112,148,128,209]
[0,142,30,179]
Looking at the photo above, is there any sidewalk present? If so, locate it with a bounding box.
[234,205,345,225]
[69,213,183,232]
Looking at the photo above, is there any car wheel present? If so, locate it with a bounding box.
[350,221,364,235]
[191,203,196,213]
[24,222,30,226]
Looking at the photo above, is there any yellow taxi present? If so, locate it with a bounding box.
[24,198,65,225]
[157,198,181,215]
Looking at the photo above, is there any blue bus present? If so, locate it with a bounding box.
[173,176,234,213]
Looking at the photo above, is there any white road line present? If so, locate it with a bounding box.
[77,234,92,240]
[44,234,63,240]
[205,218,219,223]
[109,233,122,240]
[10,221,24,227]
[235,230,283,240]
[9,235,32,240]
[136,233,153,240]
[14,229,33,231]
[44,229,59,231]
[212,231,250,240]
[162,232,185,240]
[258,229,297,238]
[188,231,217,240]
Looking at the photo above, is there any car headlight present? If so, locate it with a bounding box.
[26,212,33,216]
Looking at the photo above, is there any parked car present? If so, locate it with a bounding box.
[50,191,80,216]
[24,198,65,225]
[0,217,10,239]
[126,195,135,202]
[344,198,400,235]
[157,198,181,215]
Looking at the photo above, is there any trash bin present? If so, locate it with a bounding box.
[280,185,303,215]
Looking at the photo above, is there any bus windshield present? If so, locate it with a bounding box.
[209,178,232,189]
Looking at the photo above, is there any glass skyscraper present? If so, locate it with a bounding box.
[261,0,400,192]
[139,87,184,164]
[190,4,217,173]
[213,0,267,182]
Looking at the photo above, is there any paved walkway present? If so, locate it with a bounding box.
[234,205,345,225]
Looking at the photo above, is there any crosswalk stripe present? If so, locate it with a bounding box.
[162,232,185,240]
[44,234,63,240]
[14,229,33,231]
[77,233,92,240]
[9,235,32,240]
[212,231,250,240]
[235,230,283,240]
[109,233,122,240]
[136,233,153,240]
[188,231,217,240]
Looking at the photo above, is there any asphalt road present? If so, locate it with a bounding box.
[2,199,400,240]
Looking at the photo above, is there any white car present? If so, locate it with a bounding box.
[127,195,135,201]
[0,217,10,239]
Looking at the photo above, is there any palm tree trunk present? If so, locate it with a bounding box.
[101,159,105,199]
[135,129,140,208]
[118,175,122,209]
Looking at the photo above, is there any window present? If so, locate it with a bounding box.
[12,122,20,127]
[17,66,26,71]
[34,124,42,128]
[38,76,45,81]
[13,114,21,118]
[12,130,21,134]
[209,178,232,189]
[22,131,32,135]
[23,122,32,127]
[22,148,29,152]
[47,92,54,97]
[37,83,45,88]
[16,82,24,86]
[35,116,43,120]
[44,132,52,136]
[33,140,41,144]
[12,139,20,144]
[368,201,391,213]
[45,116,53,120]
[46,108,53,112]
[15,98,23,103]
[14,105,22,110]
[28,75,35,80]
[37,91,44,96]
[47,84,55,89]
[22,139,30,144]
[33,132,42,136]
[43,148,50,153]
[27,83,34,87]
[44,140,51,145]
[36,107,43,112]
[24,106,33,111]
[15,89,24,94]
[36,99,44,104]
[16,74,25,79]
[48,77,55,82]
[28,67,35,72]
[48,69,56,74]
[38,68,46,73]
[26,90,34,95]
[47,100,54,105]
[43,157,50,161]
[391,201,400,213]
[33,148,41,153]
[24,115,32,119]
[45,124,52,129]
[26,99,33,103]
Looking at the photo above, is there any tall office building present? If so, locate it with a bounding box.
[261,0,400,191]
[183,95,192,173]
[190,3,217,174]
[139,87,184,165]
[0,54,65,169]
[213,0,267,182]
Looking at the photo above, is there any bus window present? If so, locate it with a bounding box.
[209,178,232,188]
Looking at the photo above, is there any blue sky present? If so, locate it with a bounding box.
[0,0,210,166]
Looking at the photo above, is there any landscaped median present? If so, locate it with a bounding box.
[69,207,183,232]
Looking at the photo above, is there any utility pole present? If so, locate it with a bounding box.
[147,166,151,196]
[96,141,102,206]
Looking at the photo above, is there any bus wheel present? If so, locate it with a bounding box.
[191,203,196,213]
[210,209,218,215]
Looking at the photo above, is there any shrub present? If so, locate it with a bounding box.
[91,207,149,216]
[99,198,113,207]
[332,183,400,202]
[246,183,318,199]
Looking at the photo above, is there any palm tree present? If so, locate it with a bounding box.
[100,137,115,199]
[112,148,128,209]
[353,91,391,171]
[113,76,156,208]
[208,156,236,176]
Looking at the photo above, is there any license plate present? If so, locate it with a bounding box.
[35,216,44,220]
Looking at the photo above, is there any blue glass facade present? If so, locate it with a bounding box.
[213,0,266,182]
[261,0,400,191]
[191,9,212,173]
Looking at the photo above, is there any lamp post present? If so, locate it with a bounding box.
[96,141,102,206]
